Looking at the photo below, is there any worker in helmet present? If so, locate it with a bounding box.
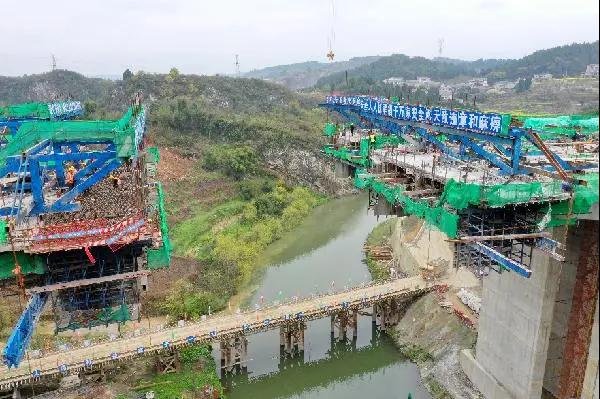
[369,129,376,151]
[65,163,77,188]
[109,172,122,188]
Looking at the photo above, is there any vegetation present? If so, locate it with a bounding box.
[424,376,453,399]
[134,344,225,399]
[364,218,397,280]
[314,41,599,93]
[396,343,434,365]
[167,174,325,320]
[202,145,260,180]
[244,56,380,89]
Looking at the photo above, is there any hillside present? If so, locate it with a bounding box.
[1,69,348,341]
[243,56,380,90]
[314,41,599,92]
[487,41,600,82]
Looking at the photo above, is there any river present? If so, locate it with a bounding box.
[222,195,431,399]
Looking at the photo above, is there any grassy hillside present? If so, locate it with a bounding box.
[1,69,329,318]
[244,56,380,90]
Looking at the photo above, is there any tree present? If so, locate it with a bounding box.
[83,100,97,117]
[515,77,532,93]
[169,67,180,79]
[122,68,133,81]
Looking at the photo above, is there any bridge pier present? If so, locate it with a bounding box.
[334,160,354,179]
[0,388,20,399]
[373,298,402,331]
[220,336,248,373]
[156,350,180,374]
[80,368,107,384]
[280,321,306,355]
[331,309,358,340]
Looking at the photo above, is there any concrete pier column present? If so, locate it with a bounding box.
[461,223,598,399]
[558,221,599,398]
[374,299,402,331]
[334,161,352,178]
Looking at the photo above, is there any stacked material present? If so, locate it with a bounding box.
[363,244,393,261]
[43,163,140,224]
[457,288,481,314]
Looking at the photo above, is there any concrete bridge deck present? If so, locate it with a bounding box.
[0,276,431,390]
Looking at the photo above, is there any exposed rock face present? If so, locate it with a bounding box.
[262,145,356,196]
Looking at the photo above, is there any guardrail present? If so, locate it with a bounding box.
[0,277,433,389]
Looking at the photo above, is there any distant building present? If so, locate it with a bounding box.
[406,76,439,88]
[533,73,553,82]
[439,84,453,100]
[583,64,599,77]
[383,77,405,86]
[493,80,518,90]
[467,78,488,88]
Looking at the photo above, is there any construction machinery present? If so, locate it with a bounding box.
[0,98,171,368]
[321,95,599,279]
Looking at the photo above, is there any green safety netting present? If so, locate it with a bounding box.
[355,169,459,238]
[147,146,160,163]
[97,303,131,324]
[0,102,50,120]
[0,106,145,168]
[0,220,7,244]
[147,182,172,269]
[58,304,132,332]
[0,252,46,279]
[354,169,599,238]
[520,115,599,138]
[323,134,409,170]
[437,176,598,214]
[323,145,370,167]
[323,122,337,137]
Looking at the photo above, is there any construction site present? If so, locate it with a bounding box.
[321,95,599,399]
[0,93,597,399]
[0,98,171,377]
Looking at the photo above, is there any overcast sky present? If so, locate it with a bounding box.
[1,0,598,77]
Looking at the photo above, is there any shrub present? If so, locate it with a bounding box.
[203,145,259,179]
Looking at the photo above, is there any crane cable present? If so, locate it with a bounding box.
[326,0,335,61]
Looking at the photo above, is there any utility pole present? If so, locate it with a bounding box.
[51,54,56,71]
[235,54,240,77]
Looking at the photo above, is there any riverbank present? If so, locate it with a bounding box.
[366,215,483,398]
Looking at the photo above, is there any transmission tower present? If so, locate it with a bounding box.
[235,54,240,76]
[437,38,445,57]
[51,54,56,71]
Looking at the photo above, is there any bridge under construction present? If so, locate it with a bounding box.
[322,95,599,399]
[0,95,598,399]
[0,99,171,375]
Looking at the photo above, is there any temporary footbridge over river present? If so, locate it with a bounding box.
[0,276,430,390]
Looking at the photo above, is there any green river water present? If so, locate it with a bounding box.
[223,195,431,399]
